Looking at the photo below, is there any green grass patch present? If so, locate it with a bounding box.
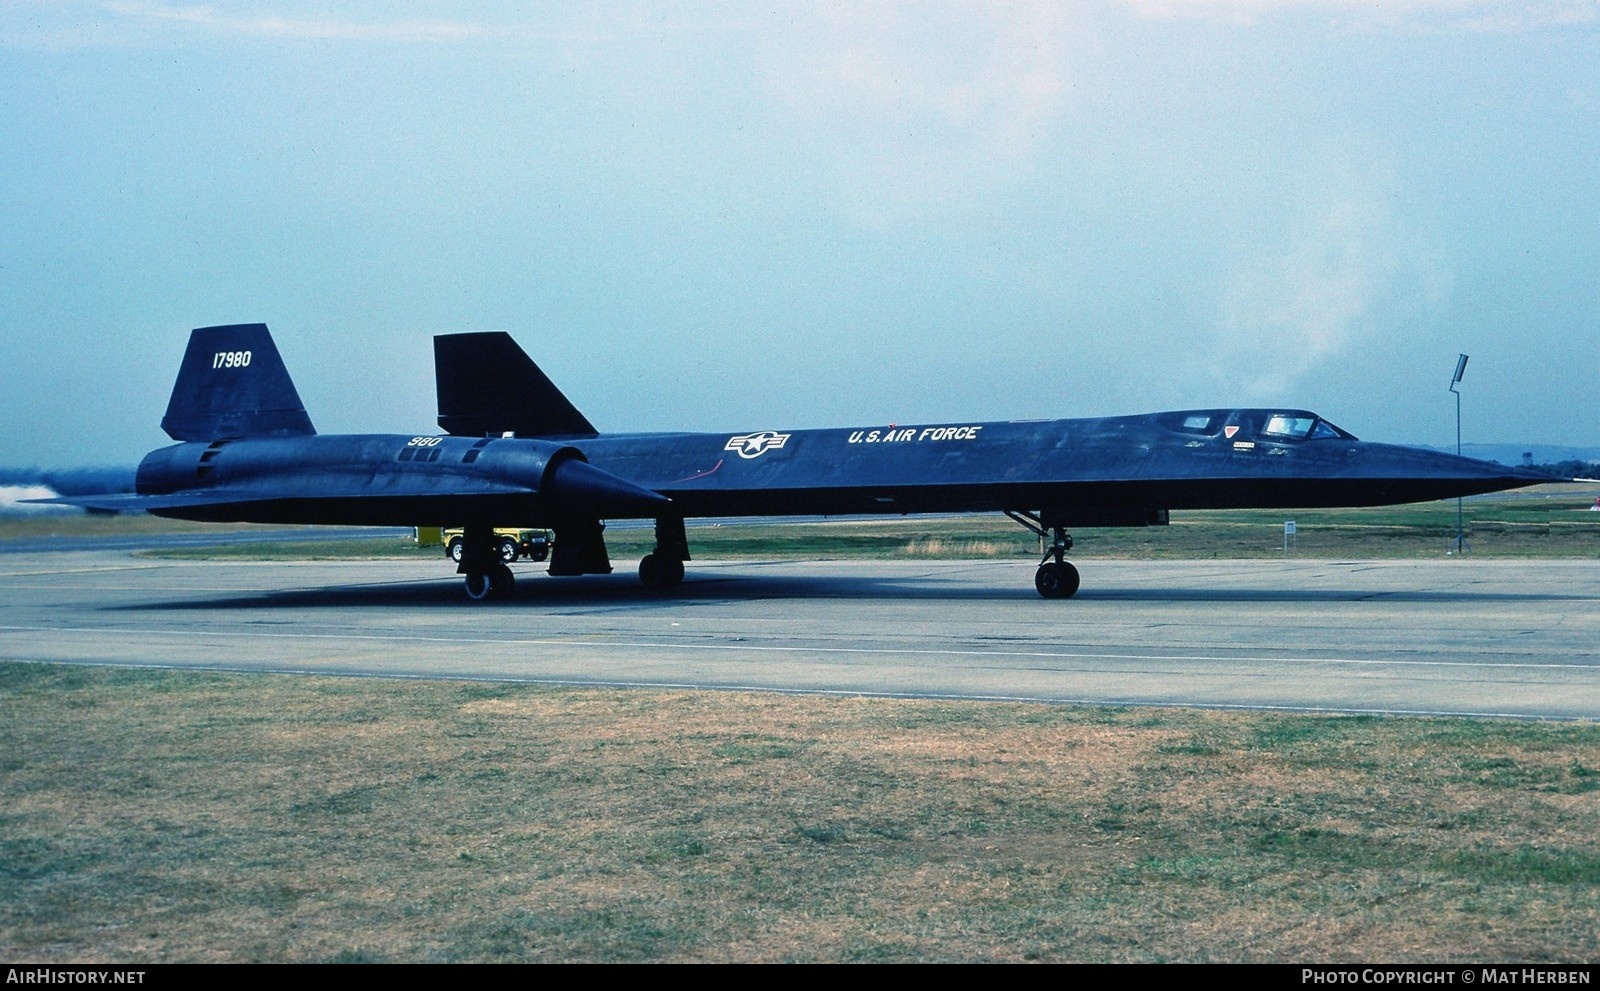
[142,537,440,560]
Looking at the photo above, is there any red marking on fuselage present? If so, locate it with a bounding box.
[675,458,724,482]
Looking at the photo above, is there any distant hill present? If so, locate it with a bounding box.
[1416,444,1600,467]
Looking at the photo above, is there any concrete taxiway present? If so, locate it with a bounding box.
[1,552,1597,719]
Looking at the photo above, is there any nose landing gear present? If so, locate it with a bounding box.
[1006,510,1080,599]
[1034,558,1079,599]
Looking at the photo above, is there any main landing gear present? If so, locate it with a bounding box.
[463,565,515,601]
[1006,510,1080,599]
[456,524,516,601]
[639,515,689,589]
[454,516,691,601]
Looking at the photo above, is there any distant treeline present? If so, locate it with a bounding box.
[0,466,136,496]
[1529,460,1600,480]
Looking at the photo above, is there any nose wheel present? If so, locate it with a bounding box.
[1034,561,1080,599]
[1007,510,1081,599]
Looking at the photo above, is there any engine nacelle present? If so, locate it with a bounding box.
[133,433,667,522]
[477,438,667,519]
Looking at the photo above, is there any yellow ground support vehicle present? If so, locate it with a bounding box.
[429,528,551,564]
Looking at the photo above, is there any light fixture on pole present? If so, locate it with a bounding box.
[1449,354,1469,554]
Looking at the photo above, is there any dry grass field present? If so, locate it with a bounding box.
[3,664,1598,963]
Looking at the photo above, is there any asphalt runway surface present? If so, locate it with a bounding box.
[2,551,1597,719]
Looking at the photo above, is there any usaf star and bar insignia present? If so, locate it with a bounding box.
[725,431,791,459]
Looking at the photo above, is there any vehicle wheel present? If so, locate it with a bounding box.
[448,539,464,563]
[1035,562,1080,599]
[498,537,519,563]
[639,553,660,585]
[464,571,492,601]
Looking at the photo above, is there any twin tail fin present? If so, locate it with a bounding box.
[434,331,597,439]
[161,324,591,444]
[161,324,315,441]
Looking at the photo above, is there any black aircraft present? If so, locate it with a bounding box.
[52,324,1549,600]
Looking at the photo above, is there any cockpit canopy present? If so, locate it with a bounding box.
[1261,414,1350,441]
[1157,409,1357,442]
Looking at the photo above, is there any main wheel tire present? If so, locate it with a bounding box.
[498,537,519,563]
[659,556,684,587]
[639,554,685,588]
[489,563,515,599]
[1035,562,1081,599]
[448,539,465,563]
[464,571,492,601]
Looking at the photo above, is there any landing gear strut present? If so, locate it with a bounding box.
[457,524,516,601]
[1006,510,1080,599]
[639,515,689,588]
[549,519,613,576]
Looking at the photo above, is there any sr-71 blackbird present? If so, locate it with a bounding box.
[55,324,1549,600]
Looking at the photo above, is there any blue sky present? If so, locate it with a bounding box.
[2,1,1596,467]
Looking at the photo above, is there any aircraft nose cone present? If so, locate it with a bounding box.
[1432,450,1552,486]
[544,457,670,518]
[1357,444,1554,501]
[1507,463,1561,483]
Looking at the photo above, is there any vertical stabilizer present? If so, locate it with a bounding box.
[161,324,316,441]
[435,332,598,438]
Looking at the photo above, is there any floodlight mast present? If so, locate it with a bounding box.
[1449,354,1469,554]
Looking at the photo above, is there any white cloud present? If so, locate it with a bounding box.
[104,2,484,43]
[0,1,594,48]
[1208,174,1448,398]
[754,2,1081,224]
[763,2,1072,145]
[1121,0,1598,32]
